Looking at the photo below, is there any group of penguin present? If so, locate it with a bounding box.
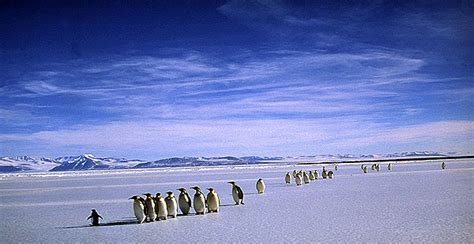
[361,163,388,173]
[285,166,335,186]
[128,180,266,223]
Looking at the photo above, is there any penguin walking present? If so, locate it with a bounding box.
[388,163,392,171]
[177,188,192,215]
[328,171,334,179]
[371,164,376,171]
[314,170,319,180]
[228,181,244,205]
[322,167,327,179]
[309,171,315,181]
[143,193,157,222]
[292,170,297,178]
[191,186,206,215]
[303,171,310,184]
[441,162,446,169]
[129,195,146,223]
[256,178,265,194]
[295,173,302,186]
[206,188,220,213]
[87,209,103,226]
[285,172,291,184]
[165,192,178,218]
[375,164,380,172]
[155,193,168,220]
[363,166,368,173]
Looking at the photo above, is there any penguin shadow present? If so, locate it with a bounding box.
[58,218,139,229]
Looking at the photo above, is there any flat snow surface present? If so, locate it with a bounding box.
[1,160,473,243]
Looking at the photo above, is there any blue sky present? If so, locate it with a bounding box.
[1,0,473,159]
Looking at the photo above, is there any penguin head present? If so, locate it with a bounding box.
[91,209,97,213]
[207,187,214,192]
[191,186,201,192]
[166,191,174,196]
[155,193,161,197]
[228,181,236,185]
[258,178,262,181]
[177,187,187,192]
[143,193,152,197]
[129,195,141,200]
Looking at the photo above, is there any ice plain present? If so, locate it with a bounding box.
[0,160,473,243]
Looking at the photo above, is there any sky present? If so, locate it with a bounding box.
[1,0,473,160]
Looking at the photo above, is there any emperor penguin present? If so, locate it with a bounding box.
[228,181,244,205]
[371,164,376,171]
[87,209,103,226]
[292,170,297,178]
[322,167,327,179]
[303,171,310,184]
[191,186,206,215]
[295,173,303,186]
[388,163,392,171]
[375,164,380,172]
[309,171,315,181]
[129,195,146,223]
[441,162,446,169]
[314,170,319,180]
[328,171,334,179]
[256,178,266,194]
[206,188,220,213]
[155,193,168,220]
[335,164,338,171]
[285,172,291,184]
[361,164,364,170]
[177,188,192,215]
[143,193,157,222]
[165,192,178,218]
[363,166,368,173]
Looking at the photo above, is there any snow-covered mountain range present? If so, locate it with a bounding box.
[0,151,455,173]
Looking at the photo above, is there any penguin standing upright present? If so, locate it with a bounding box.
[143,193,157,222]
[309,171,315,181]
[335,164,338,171]
[285,172,291,184]
[441,162,446,169]
[314,170,319,180]
[191,186,206,215]
[363,166,368,173]
[228,181,244,205]
[177,188,192,215]
[129,196,146,223]
[388,163,392,171]
[292,170,297,178]
[165,192,178,218]
[206,188,220,213]
[303,171,310,184]
[155,193,168,220]
[328,171,334,179]
[322,167,327,179]
[256,178,265,194]
[295,173,303,186]
[87,209,103,226]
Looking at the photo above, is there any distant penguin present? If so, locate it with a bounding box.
[228,181,245,205]
[155,193,168,220]
[335,164,338,171]
[206,188,220,213]
[314,170,319,180]
[165,192,178,218]
[375,164,380,172]
[87,209,103,226]
[191,186,206,215]
[303,172,310,184]
[177,188,192,215]
[285,172,291,184]
[256,178,265,194]
[309,171,315,181]
[292,170,297,178]
[322,167,327,179]
[129,196,146,223]
[295,173,303,186]
[441,162,446,169]
[143,193,157,222]
[328,171,334,179]
[388,163,392,171]
[371,164,376,171]
[363,166,368,173]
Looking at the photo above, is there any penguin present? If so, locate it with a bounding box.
[228,181,244,205]
[129,195,146,223]
[191,186,206,215]
[143,193,157,222]
[328,171,334,179]
[155,193,168,220]
[314,170,319,180]
[388,163,392,171]
[335,164,338,171]
[322,167,327,179]
[371,164,376,171]
[165,192,178,218]
[285,172,291,184]
[375,164,380,172]
[363,166,368,173]
[256,178,265,194]
[441,162,446,170]
[295,173,302,186]
[303,171,310,184]
[206,188,220,213]
[309,170,315,181]
[292,169,297,178]
[87,209,103,226]
[177,187,192,215]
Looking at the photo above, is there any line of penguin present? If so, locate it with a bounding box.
[285,166,336,186]
[128,180,265,223]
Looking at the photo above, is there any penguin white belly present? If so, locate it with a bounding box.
[256,181,265,193]
[285,174,291,184]
[295,175,302,185]
[178,195,191,215]
[194,194,206,214]
[165,198,177,217]
[157,198,168,220]
[207,193,219,212]
[133,201,146,223]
